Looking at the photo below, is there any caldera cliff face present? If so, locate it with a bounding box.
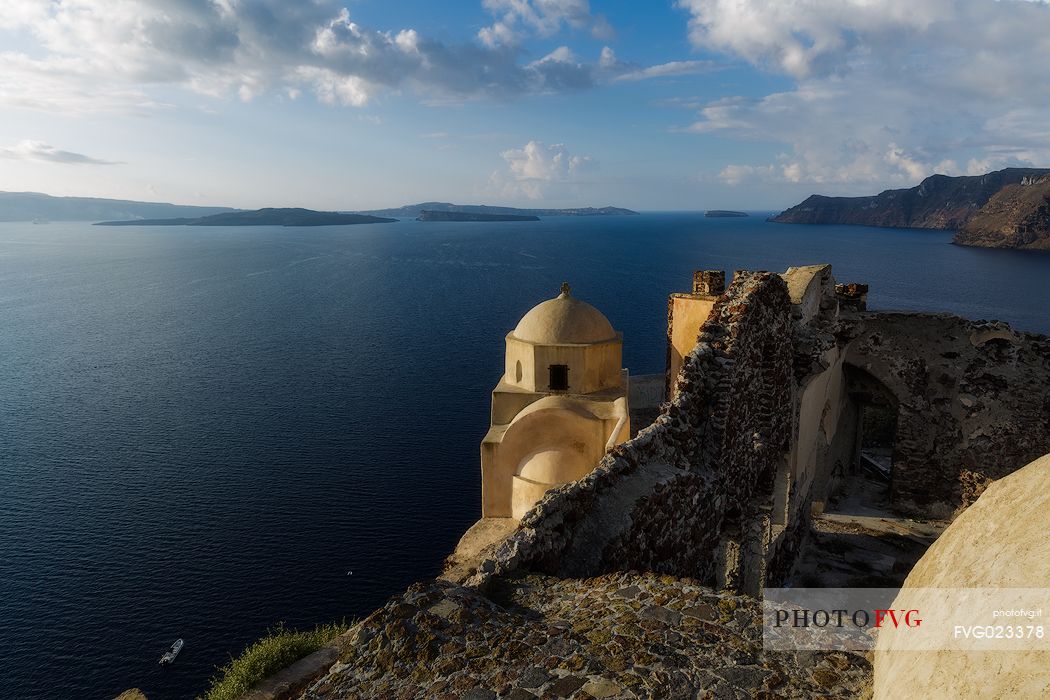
[772,168,1050,249]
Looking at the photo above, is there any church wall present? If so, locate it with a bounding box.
[533,340,621,394]
[790,345,847,518]
[482,401,610,518]
[503,337,537,391]
[503,336,622,394]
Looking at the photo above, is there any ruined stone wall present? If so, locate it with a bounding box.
[839,313,1050,516]
[471,272,796,590]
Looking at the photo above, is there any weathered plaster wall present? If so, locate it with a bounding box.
[779,265,852,520]
[664,270,725,400]
[482,394,628,518]
[471,272,797,592]
[504,335,622,394]
[665,294,718,399]
[839,313,1050,515]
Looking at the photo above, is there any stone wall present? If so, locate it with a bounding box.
[839,313,1050,516]
[471,271,796,591]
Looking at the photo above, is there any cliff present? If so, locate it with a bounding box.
[416,210,539,222]
[953,175,1050,249]
[771,168,1050,231]
[95,208,396,227]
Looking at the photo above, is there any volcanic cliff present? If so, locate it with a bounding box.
[953,174,1050,250]
[771,168,1050,248]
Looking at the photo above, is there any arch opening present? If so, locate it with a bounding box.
[823,363,901,515]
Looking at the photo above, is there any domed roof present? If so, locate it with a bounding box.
[512,283,617,345]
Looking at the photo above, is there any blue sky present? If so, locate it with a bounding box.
[1,1,1049,210]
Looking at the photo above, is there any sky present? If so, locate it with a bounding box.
[1,0,1049,211]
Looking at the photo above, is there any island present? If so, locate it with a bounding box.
[94,208,396,227]
[770,167,1050,249]
[0,191,235,222]
[705,210,748,218]
[416,210,539,222]
[359,202,638,218]
[0,192,639,224]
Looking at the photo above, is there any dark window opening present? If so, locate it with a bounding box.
[549,364,569,391]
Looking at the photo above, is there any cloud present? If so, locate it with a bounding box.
[675,0,1050,187]
[0,1,685,113]
[0,140,118,165]
[478,0,614,47]
[492,140,593,199]
[613,59,717,82]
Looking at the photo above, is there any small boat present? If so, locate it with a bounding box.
[159,639,184,665]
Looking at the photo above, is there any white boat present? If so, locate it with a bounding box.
[159,639,184,665]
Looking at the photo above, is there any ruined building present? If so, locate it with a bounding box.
[448,263,1050,596]
[262,263,1050,699]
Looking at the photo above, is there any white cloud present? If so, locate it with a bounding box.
[719,164,776,186]
[675,0,1050,187]
[479,0,613,47]
[492,140,593,199]
[613,59,717,82]
[0,1,692,113]
[0,140,118,165]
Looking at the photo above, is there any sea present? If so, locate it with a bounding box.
[1,214,1048,699]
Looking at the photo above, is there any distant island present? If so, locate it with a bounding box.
[771,167,1050,250]
[0,192,638,223]
[0,191,234,222]
[359,202,638,218]
[95,208,396,227]
[705,210,748,218]
[417,210,539,222]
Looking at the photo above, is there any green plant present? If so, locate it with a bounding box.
[201,621,349,700]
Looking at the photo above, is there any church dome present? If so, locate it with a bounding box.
[512,283,617,345]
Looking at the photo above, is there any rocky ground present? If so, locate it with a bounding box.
[301,572,872,699]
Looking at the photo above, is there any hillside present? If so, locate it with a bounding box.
[0,191,234,222]
[771,168,1050,230]
[953,175,1050,250]
[359,202,638,218]
[95,208,395,227]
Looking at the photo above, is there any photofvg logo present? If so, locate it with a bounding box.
[763,588,901,651]
[774,606,922,630]
[763,588,1050,652]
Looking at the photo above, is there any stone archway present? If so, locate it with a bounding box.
[512,446,596,519]
[486,397,609,519]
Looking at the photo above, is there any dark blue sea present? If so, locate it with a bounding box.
[1,214,1048,699]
